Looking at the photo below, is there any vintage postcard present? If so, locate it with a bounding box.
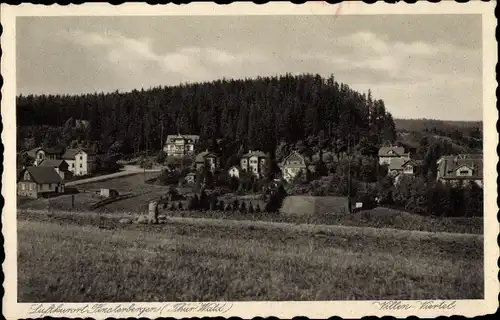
[1,1,498,319]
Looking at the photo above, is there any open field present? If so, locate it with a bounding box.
[161,207,483,234]
[18,210,483,302]
[77,171,162,192]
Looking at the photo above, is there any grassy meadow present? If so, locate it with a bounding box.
[18,210,483,302]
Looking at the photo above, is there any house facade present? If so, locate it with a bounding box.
[62,148,97,176]
[27,147,64,166]
[279,151,308,182]
[195,151,219,172]
[228,165,240,178]
[38,159,71,180]
[378,146,410,166]
[240,150,270,178]
[390,159,423,184]
[163,134,200,157]
[17,167,65,199]
[436,155,483,187]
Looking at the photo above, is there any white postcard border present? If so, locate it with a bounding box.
[1,2,498,319]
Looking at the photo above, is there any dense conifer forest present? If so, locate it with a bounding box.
[17,73,397,156]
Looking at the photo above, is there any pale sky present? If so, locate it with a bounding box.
[16,15,482,121]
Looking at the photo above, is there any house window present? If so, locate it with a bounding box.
[29,184,33,191]
[459,170,469,175]
[21,183,25,191]
[72,163,75,168]
[80,164,83,168]
[80,156,83,160]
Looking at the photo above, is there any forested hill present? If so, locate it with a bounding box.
[17,73,396,155]
[394,118,482,132]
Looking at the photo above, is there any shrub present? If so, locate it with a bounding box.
[240,202,247,213]
[218,200,225,211]
[158,170,181,186]
[188,195,200,211]
[156,151,167,164]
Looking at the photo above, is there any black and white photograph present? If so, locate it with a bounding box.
[1,2,498,319]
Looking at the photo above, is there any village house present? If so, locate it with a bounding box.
[195,151,219,172]
[390,159,423,184]
[27,147,64,167]
[184,172,196,184]
[163,134,200,157]
[378,146,410,166]
[62,148,97,176]
[38,159,71,180]
[279,151,312,182]
[436,154,483,187]
[17,166,65,199]
[228,165,241,179]
[240,150,270,178]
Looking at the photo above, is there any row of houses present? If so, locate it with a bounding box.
[18,147,98,199]
[170,138,483,187]
[379,145,483,187]
[27,146,97,176]
[185,148,315,184]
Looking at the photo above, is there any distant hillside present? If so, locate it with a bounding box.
[393,118,482,156]
[395,118,482,133]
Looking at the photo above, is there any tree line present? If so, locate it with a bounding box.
[17,73,397,159]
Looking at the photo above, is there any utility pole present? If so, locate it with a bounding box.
[348,126,351,214]
[160,120,164,151]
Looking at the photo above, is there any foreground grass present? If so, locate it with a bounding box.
[18,211,483,302]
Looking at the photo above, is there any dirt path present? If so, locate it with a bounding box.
[65,166,161,187]
[18,208,482,242]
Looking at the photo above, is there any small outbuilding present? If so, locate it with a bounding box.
[100,188,119,198]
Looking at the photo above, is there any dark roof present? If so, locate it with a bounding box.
[38,159,68,168]
[241,150,270,158]
[437,156,483,180]
[62,148,96,159]
[26,148,42,158]
[280,151,308,167]
[378,146,406,157]
[19,167,63,184]
[26,147,63,158]
[195,151,218,163]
